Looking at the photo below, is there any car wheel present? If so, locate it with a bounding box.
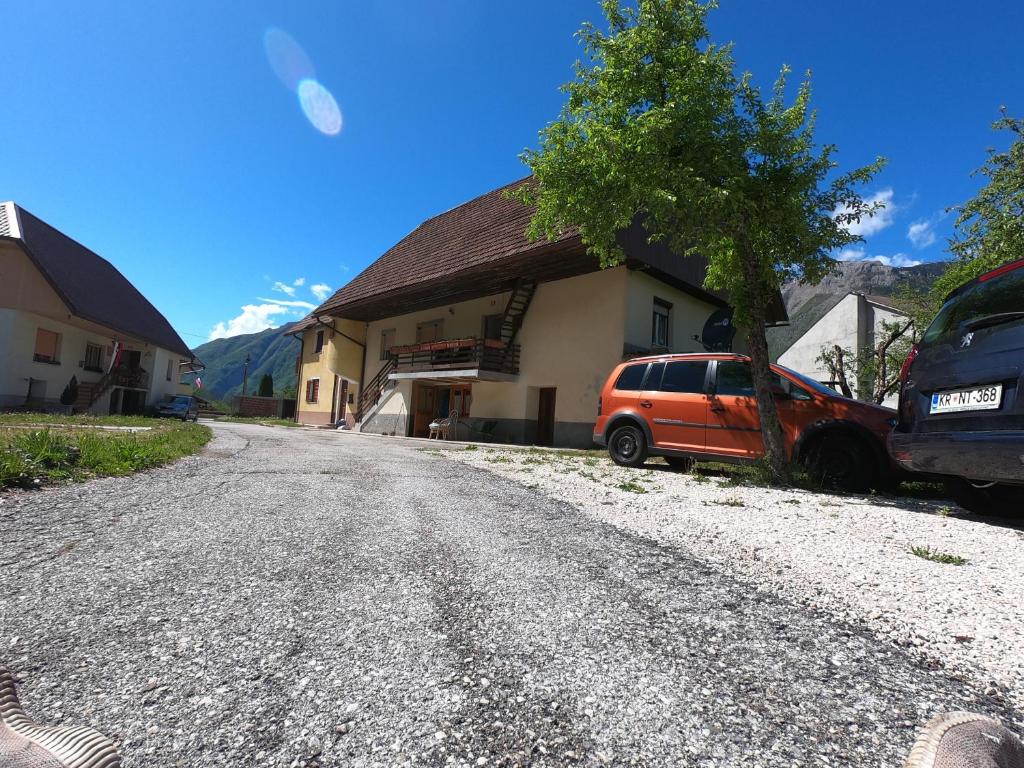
[806,433,876,493]
[608,424,648,468]
[944,478,1024,516]
[664,456,694,472]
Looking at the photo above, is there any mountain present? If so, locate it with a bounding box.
[768,260,947,359]
[191,323,301,400]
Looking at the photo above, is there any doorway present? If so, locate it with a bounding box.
[536,388,556,447]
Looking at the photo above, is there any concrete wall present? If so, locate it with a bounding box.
[295,318,366,426]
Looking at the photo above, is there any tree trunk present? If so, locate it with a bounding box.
[732,250,788,486]
[833,346,853,398]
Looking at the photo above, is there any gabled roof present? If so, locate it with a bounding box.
[862,293,911,315]
[0,201,191,356]
[314,177,583,319]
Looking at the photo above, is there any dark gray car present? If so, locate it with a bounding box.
[889,258,1024,514]
[156,395,199,422]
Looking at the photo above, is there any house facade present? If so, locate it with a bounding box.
[0,201,193,414]
[294,179,787,447]
[777,292,910,407]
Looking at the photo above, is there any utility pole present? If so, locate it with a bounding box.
[242,353,251,397]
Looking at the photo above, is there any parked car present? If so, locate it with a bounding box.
[156,395,199,422]
[888,258,1024,515]
[593,353,897,492]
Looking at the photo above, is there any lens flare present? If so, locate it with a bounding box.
[297,79,343,136]
[263,27,315,91]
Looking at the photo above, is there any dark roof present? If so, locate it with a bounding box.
[862,293,911,314]
[2,202,191,356]
[315,177,583,319]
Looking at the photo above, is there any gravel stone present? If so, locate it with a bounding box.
[0,423,1018,766]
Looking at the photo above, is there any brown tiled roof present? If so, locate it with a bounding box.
[862,293,911,314]
[2,202,191,356]
[315,177,579,316]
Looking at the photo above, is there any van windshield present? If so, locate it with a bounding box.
[923,264,1024,344]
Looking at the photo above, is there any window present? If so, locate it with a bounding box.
[643,361,665,390]
[380,328,396,360]
[923,263,1024,343]
[305,378,320,403]
[416,319,444,344]
[314,330,325,354]
[715,361,754,396]
[33,329,60,364]
[652,299,672,349]
[614,364,648,391]
[483,314,503,341]
[83,343,103,372]
[166,359,174,381]
[659,361,708,393]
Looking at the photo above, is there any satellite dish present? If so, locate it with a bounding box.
[694,307,736,352]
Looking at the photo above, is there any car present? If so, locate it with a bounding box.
[888,258,1024,515]
[593,353,898,492]
[156,395,199,421]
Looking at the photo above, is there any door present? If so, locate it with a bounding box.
[641,360,709,452]
[537,388,556,446]
[338,380,348,422]
[706,360,764,458]
[123,350,142,369]
[416,319,444,344]
[412,383,437,437]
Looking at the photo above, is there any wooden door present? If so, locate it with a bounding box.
[537,388,556,447]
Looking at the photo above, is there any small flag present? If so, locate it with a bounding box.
[107,341,123,373]
[194,376,202,390]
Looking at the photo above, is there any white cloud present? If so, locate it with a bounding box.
[310,283,332,301]
[833,188,896,237]
[257,297,317,310]
[208,303,290,340]
[836,247,921,268]
[271,281,296,297]
[907,219,937,249]
[293,277,306,287]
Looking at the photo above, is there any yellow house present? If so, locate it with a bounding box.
[294,179,787,446]
[0,201,194,414]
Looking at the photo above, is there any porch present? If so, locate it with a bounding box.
[388,337,520,381]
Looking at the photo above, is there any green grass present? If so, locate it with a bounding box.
[0,412,156,428]
[1,419,211,489]
[910,546,968,566]
[214,415,301,428]
[616,479,647,494]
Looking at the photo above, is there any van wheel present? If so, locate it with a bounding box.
[608,425,647,468]
[664,456,694,472]
[944,478,1024,516]
[806,433,875,493]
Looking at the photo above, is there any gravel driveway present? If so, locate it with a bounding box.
[0,423,1018,767]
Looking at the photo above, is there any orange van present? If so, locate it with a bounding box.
[593,353,898,492]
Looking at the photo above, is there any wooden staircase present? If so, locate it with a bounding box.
[497,279,537,360]
[355,357,397,423]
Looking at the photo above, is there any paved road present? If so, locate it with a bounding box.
[0,423,1015,767]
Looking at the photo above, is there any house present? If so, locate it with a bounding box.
[0,201,193,414]
[292,178,788,447]
[777,292,911,407]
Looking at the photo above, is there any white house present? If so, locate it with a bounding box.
[0,201,193,414]
[777,292,910,407]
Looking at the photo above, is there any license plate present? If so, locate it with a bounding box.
[930,384,1002,414]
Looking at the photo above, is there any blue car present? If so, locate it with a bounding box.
[156,395,199,422]
[889,258,1024,514]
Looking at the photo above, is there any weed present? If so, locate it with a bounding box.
[464,444,478,451]
[720,497,746,507]
[691,472,710,484]
[616,480,647,494]
[910,546,968,566]
[583,457,599,467]
[937,506,952,518]
[486,455,512,464]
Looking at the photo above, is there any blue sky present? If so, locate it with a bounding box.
[3,1,1022,346]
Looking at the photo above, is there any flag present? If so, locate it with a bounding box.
[107,341,123,373]
[194,376,202,390]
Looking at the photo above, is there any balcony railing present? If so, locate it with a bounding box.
[390,337,520,376]
[110,366,150,390]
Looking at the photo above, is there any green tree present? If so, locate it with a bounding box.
[932,110,1024,301]
[257,373,274,397]
[512,0,883,481]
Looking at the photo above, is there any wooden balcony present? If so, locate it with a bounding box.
[388,337,519,381]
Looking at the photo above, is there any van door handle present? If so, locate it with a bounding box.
[639,400,653,408]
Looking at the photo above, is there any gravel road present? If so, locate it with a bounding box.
[0,423,1017,767]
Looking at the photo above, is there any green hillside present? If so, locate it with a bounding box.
[191,324,301,399]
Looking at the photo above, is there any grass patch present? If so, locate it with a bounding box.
[0,412,156,428]
[464,444,478,451]
[910,546,968,566]
[1,420,210,489]
[486,455,512,464]
[719,496,746,507]
[616,479,647,494]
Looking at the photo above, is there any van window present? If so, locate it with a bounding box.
[715,361,754,396]
[643,362,665,390]
[614,364,647,391]
[659,361,707,393]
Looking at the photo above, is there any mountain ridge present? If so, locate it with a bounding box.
[191,323,301,400]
